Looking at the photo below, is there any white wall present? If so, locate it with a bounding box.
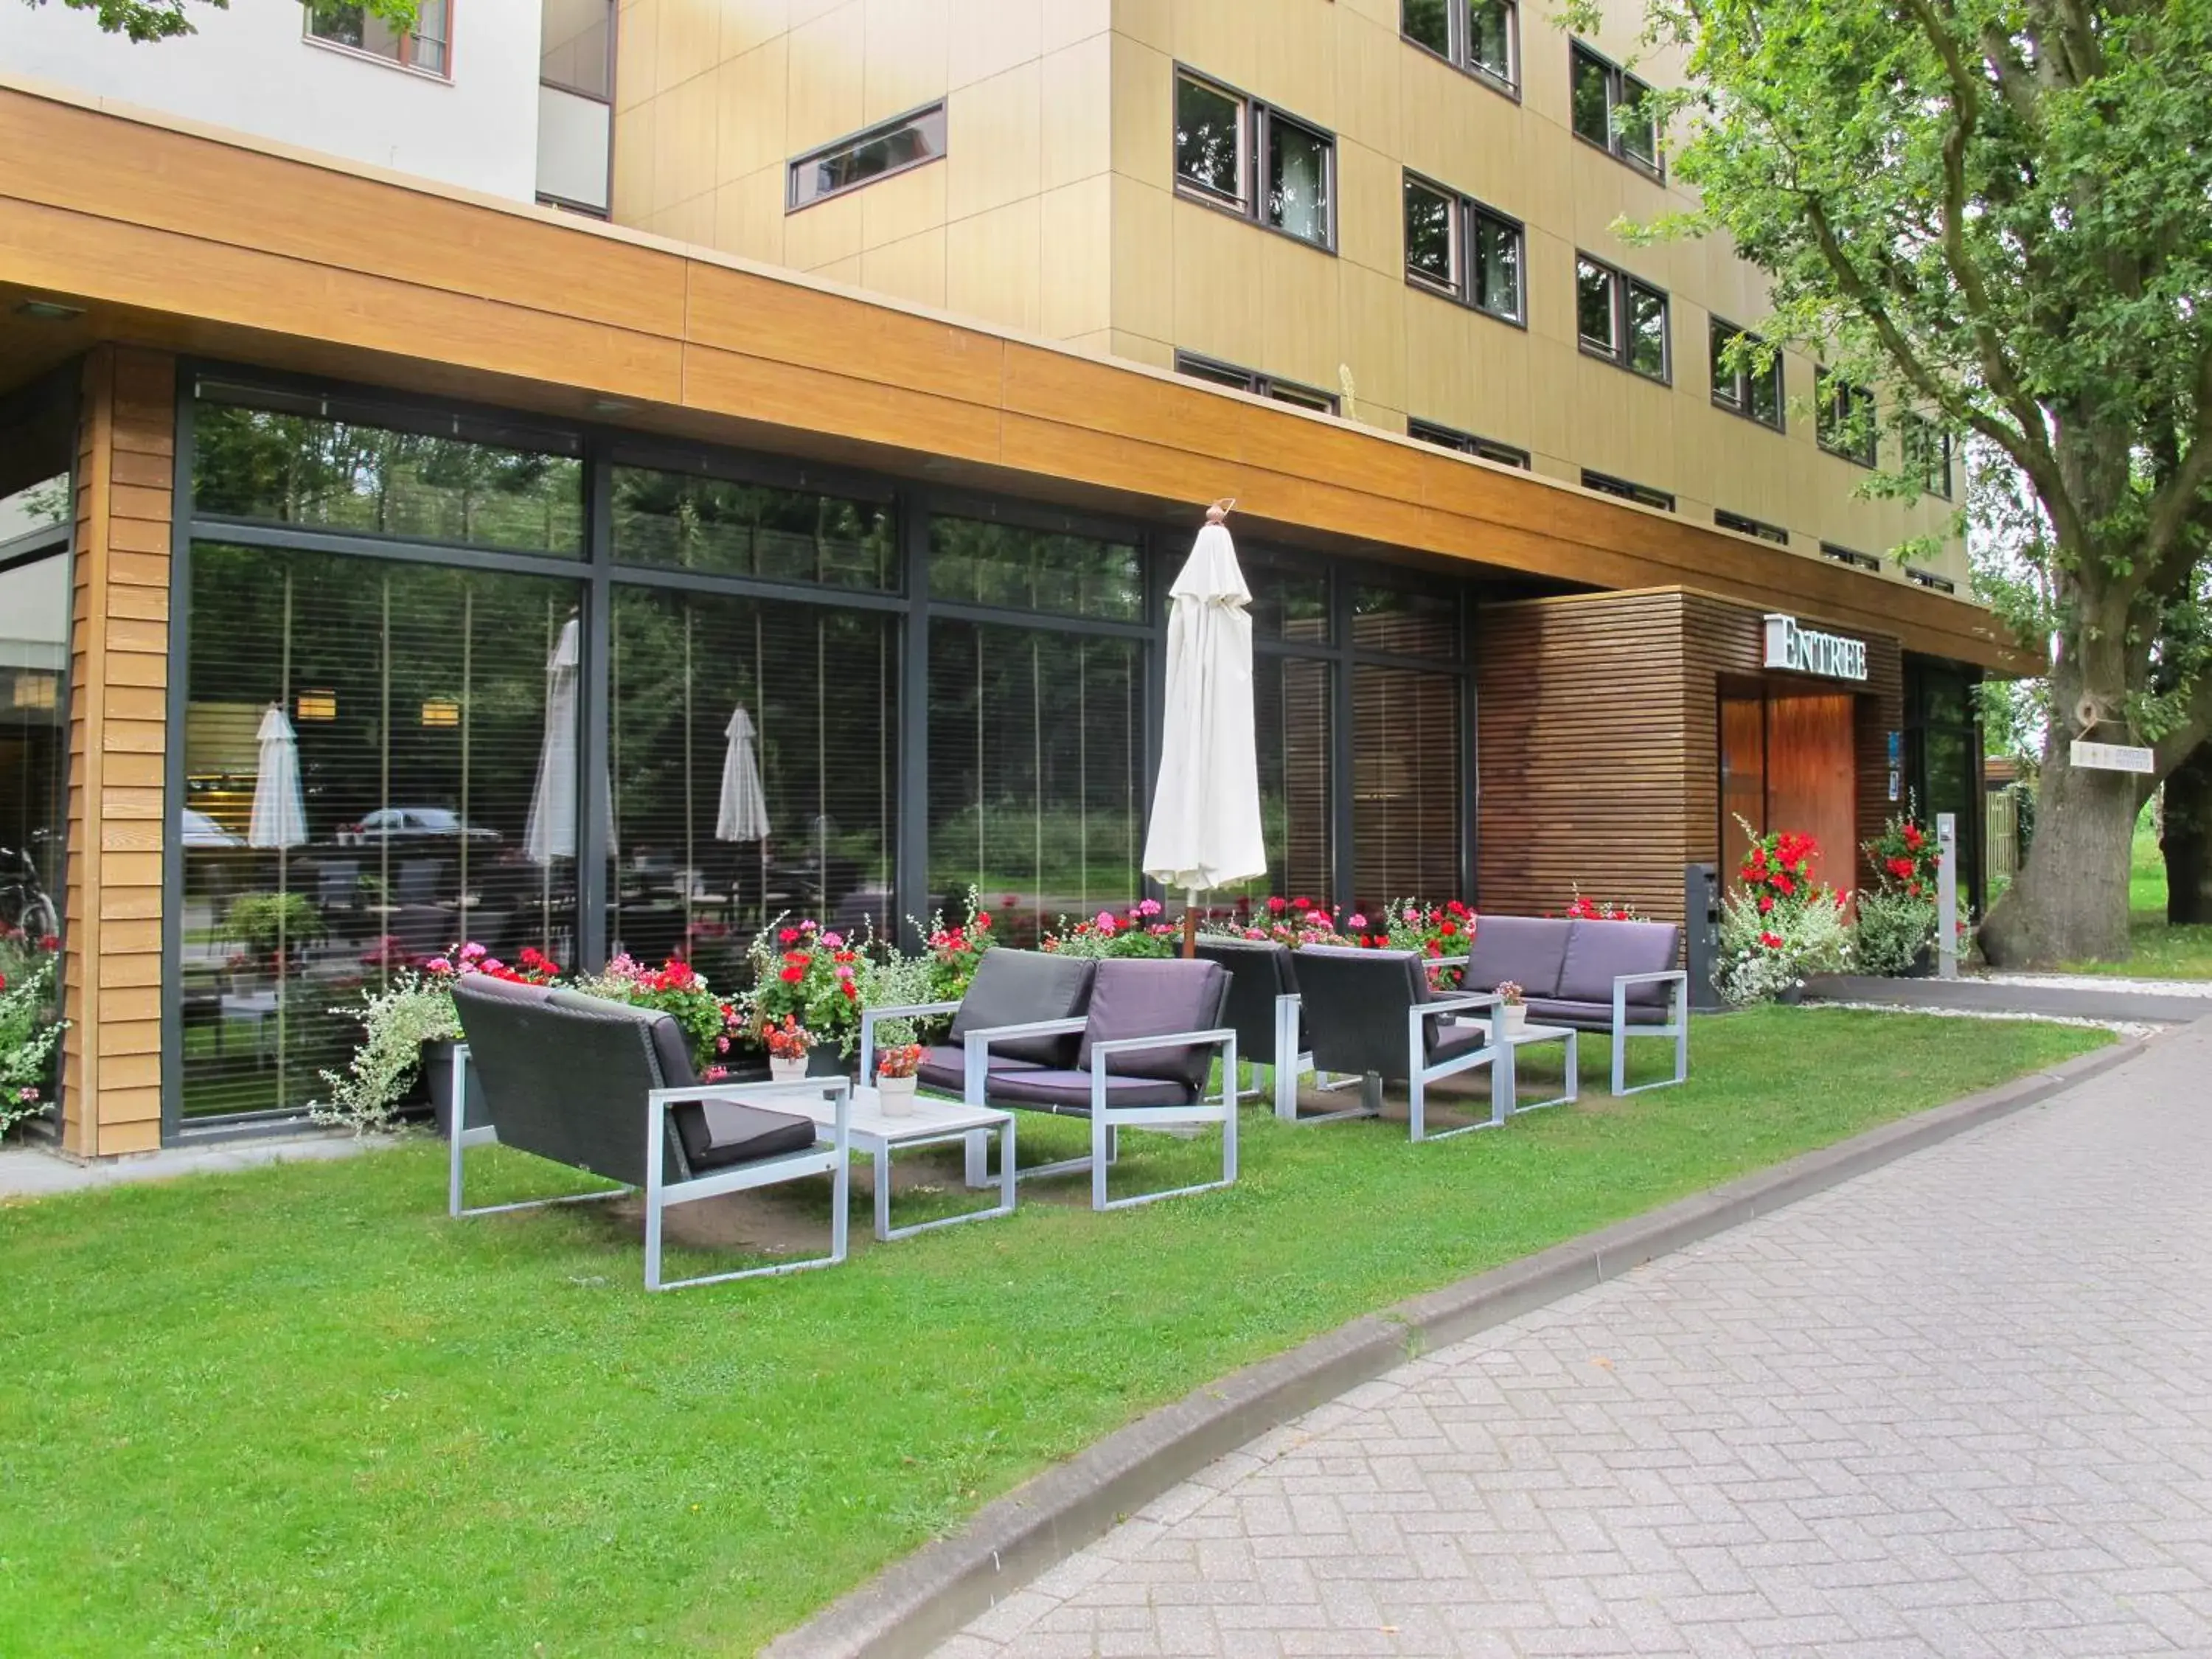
[0,0,543,201]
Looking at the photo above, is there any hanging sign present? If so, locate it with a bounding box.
[2070,740,2155,774]
[1763,613,1869,682]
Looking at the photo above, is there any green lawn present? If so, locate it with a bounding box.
[2,1011,2106,1655]
[2061,810,2212,977]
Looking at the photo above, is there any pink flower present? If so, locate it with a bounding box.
[703,1065,728,1082]
[715,1036,730,1054]
[1096,909,1117,931]
[1346,914,1367,930]
[459,942,486,961]
[425,956,453,975]
[821,931,844,948]
[1137,899,1162,917]
[835,963,855,980]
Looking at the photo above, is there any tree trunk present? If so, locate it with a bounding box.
[2162,747,2212,925]
[1978,584,2140,967]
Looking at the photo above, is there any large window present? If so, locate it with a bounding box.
[1174,352,1340,415]
[1903,414,1953,498]
[1352,664,1461,910]
[0,479,71,981]
[1174,69,1335,251]
[193,387,584,555]
[1710,319,1784,431]
[787,103,947,211]
[1570,42,1659,176]
[928,515,1142,620]
[1402,0,1518,94]
[1576,256,1669,381]
[1817,368,1878,466]
[180,544,581,1120]
[1402,173,1523,324]
[606,588,897,973]
[305,0,450,74]
[611,462,895,588]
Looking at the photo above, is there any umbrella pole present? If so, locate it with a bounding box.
[1182,886,1199,959]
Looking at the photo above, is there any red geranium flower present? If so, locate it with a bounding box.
[779,965,805,984]
[1758,894,1775,914]
[1758,931,1784,950]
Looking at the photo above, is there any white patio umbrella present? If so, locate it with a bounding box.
[1142,500,1267,955]
[715,705,771,844]
[524,614,582,866]
[247,705,307,849]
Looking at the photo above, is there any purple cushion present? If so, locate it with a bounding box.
[1460,916,1571,1000]
[1074,959,1229,1086]
[1556,920,1681,1006]
[947,949,1095,1065]
[987,1069,1197,1113]
[914,1044,1043,1094]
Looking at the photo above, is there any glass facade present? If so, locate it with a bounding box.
[167,378,1475,1127]
[0,478,72,953]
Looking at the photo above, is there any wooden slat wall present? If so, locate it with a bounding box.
[60,347,172,1157]
[1475,591,1696,922]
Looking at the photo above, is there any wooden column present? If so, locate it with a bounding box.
[60,347,175,1157]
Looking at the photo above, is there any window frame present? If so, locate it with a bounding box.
[1172,66,1338,254]
[303,0,453,79]
[1408,419,1531,469]
[1905,566,1957,593]
[1714,508,1789,546]
[1708,318,1784,432]
[1402,171,1526,326]
[1399,0,1521,98]
[1820,540,1882,572]
[1576,253,1670,383]
[787,102,948,212]
[1568,41,1660,180]
[1582,469,1674,512]
[1902,413,1954,498]
[1174,351,1341,416]
[1816,367,1879,467]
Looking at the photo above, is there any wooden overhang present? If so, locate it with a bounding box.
[0,76,2029,672]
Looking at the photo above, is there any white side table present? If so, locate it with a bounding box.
[737,1084,1016,1242]
[1476,1019,1579,1119]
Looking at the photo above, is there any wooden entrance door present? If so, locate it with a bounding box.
[1764,693,1857,891]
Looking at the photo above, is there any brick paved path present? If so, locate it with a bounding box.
[936,1026,2212,1658]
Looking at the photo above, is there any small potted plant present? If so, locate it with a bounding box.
[874,1040,924,1116]
[765,1015,813,1082]
[1494,980,1526,1035]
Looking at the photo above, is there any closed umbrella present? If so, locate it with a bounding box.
[525,615,582,866]
[715,705,771,844]
[1142,501,1267,955]
[247,705,307,849]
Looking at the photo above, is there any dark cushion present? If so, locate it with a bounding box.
[1556,920,1682,1006]
[1429,1020,1492,1064]
[678,1099,821,1170]
[1193,939,1298,1064]
[947,949,1096,1065]
[987,1069,1198,1114]
[1526,996,1672,1030]
[1459,915,1572,1000]
[914,1044,1044,1095]
[1288,946,1433,1079]
[1075,959,1230,1085]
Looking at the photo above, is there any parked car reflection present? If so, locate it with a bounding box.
[335,807,503,847]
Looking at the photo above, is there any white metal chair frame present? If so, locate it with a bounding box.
[1611,970,1690,1096]
[1403,992,1506,1141]
[445,1045,852,1293]
[942,1015,1240,1211]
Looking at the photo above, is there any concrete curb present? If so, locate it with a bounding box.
[762,1028,2160,1659]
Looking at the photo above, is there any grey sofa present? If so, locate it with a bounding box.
[450,976,851,1291]
[1289,946,1503,1140]
[1455,916,1688,1095]
[941,956,1238,1211]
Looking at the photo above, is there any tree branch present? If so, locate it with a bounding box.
[2143,343,2212,567]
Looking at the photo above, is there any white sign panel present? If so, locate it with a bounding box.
[1763,613,1869,682]
[2070,740,2156,774]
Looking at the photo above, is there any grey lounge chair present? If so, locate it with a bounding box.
[1288,946,1502,1140]
[450,977,851,1291]
[858,947,1096,1187]
[1453,915,1688,1095]
[957,957,1237,1211]
[1193,937,1309,1117]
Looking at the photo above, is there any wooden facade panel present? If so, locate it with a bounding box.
[105,616,169,654]
[100,919,162,954]
[682,344,1006,466]
[106,517,172,557]
[108,482,170,522]
[100,818,164,852]
[100,953,163,989]
[97,987,161,1024]
[104,685,167,721]
[98,1084,161,1122]
[100,1052,161,1090]
[98,1119,161,1155]
[100,785,164,818]
[102,720,168,756]
[107,582,170,622]
[98,885,163,921]
[108,446,172,489]
[95,1019,161,1058]
[105,650,167,689]
[108,549,170,587]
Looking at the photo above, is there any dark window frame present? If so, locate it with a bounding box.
[1582,468,1674,512]
[1708,318,1784,432]
[1820,540,1882,572]
[1399,0,1520,98]
[1173,350,1340,416]
[1407,418,1531,469]
[1905,566,1957,593]
[1172,66,1338,254]
[1402,170,1526,327]
[1714,508,1788,546]
[1816,367,1878,467]
[1569,41,1660,180]
[1575,253,1670,383]
[1902,413,1954,498]
[787,102,948,211]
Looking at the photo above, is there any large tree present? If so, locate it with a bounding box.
[1616,0,2212,963]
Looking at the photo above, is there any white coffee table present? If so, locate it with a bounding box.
[1473,1018,1579,1119]
[737,1083,1016,1242]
